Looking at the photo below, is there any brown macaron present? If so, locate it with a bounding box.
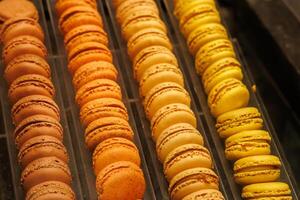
[18,135,68,168]
[4,54,51,85]
[11,95,60,125]
[2,35,47,65]
[21,156,72,191]
[14,115,63,149]
[8,74,55,104]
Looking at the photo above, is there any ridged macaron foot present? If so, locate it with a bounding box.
[202,57,243,94]
[179,4,220,38]
[215,107,263,138]
[241,182,292,200]
[133,46,178,81]
[8,74,55,104]
[11,95,60,125]
[75,79,122,107]
[121,10,166,41]
[80,98,128,127]
[164,144,212,181]
[139,63,184,97]
[156,123,203,162]
[143,82,190,120]
[2,35,47,65]
[72,61,118,91]
[195,39,235,76]
[96,161,145,200]
[18,135,68,168]
[151,103,197,142]
[21,156,71,191]
[169,167,219,200]
[127,28,172,59]
[14,115,63,149]
[187,23,227,55]
[55,0,97,17]
[68,42,112,75]
[174,0,216,18]
[225,130,271,160]
[0,16,44,44]
[64,24,108,53]
[85,117,133,150]
[58,6,102,35]
[233,155,281,185]
[92,137,140,175]
[182,189,225,200]
[25,181,75,200]
[207,78,250,117]
[4,54,50,85]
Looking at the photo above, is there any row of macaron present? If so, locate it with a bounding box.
[55,0,146,199]
[0,7,76,200]
[113,0,225,199]
[174,0,292,199]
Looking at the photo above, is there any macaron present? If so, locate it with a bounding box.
[182,189,225,200]
[68,42,112,75]
[225,130,271,160]
[8,74,55,104]
[4,54,51,85]
[179,4,220,38]
[21,156,71,191]
[58,6,102,35]
[72,61,118,91]
[187,23,228,55]
[121,10,166,41]
[215,107,263,138]
[164,144,212,181]
[11,95,60,125]
[143,82,190,120]
[195,39,235,76]
[96,161,145,200]
[174,0,216,19]
[2,35,47,65]
[133,46,178,81]
[85,117,133,150]
[14,115,63,149]
[202,57,243,94]
[55,0,97,17]
[25,181,75,200]
[156,123,204,162]
[139,63,184,97]
[241,182,292,200]
[151,103,197,142]
[64,24,108,53]
[233,155,281,185]
[127,28,172,59]
[92,137,140,175]
[0,16,44,44]
[75,79,122,107]
[0,0,38,24]
[80,98,128,127]
[18,135,68,168]
[169,167,219,200]
[207,78,250,117]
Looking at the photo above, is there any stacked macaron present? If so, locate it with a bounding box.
[0,14,75,200]
[113,0,225,199]
[55,0,146,199]
[174,0,292,199]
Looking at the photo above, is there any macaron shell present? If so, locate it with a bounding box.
[92,137,140,175]
[151,103,197,142]
[163,144,212,181]
[182,189,225,200]
[169,167,219,200]
[174,0,216,18]
[14,115,63,149]
[21,157,71,191]
[25,181,75,200]
[156,123,204,162]
[55,0,96,17]
[96,161,145,200]
[208,78,250,117]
